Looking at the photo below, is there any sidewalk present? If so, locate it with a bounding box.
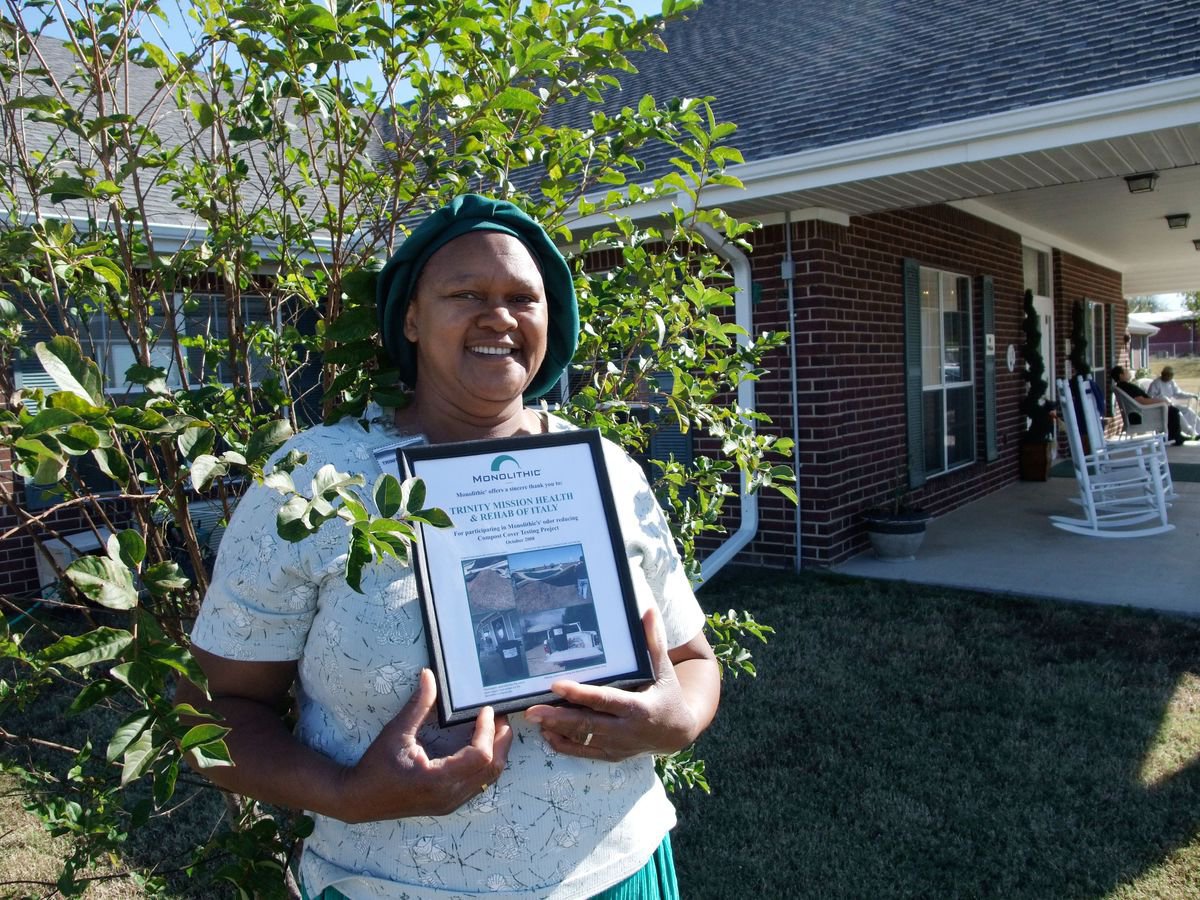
[833,443,1200,617]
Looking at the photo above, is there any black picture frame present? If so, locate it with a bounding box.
[400,429,651,726]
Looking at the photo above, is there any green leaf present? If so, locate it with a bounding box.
[34,338,103,403]
[411,508,453,529]
[120,728,158,785]
[403,477,426,515]
[178,424,215,461]
[31,452,67,485]
[110,659,154,695]
[45,176,90,204]
[38,627,133,669]
[180,723,231,753]
[189,738,233,769]
[291,3,337,31]
[325,306,377,342]
[7,94,62,112]
[495,86,541,112]
[111,406,170,432]
[87,257,125,291]
[340,267,379,308]
[24,407,79,435]
[154,759,180,806]
[92,446,131,484]
[110,529,146,568]
[148,643,205,684]
[143,561,190,597]
[65,556,138,610]
[345,528,371,593]
[191,454,229,491]
[373,474,402,518]
[69,678,122,714]
[108,711,152,763]
[263,470,296,494]
[123,363,169,393]
[245,420,293,466]
[47,391,107,417]
[277,495,312,542]
[57,424,102,454]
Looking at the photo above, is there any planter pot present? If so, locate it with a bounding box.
[863,511,929,562]
[1019,440,1053,482]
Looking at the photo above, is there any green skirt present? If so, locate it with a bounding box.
[301,833,679,900]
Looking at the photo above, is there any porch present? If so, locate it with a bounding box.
[834,441,1200,617]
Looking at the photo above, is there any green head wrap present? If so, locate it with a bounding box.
[376,194,578,401]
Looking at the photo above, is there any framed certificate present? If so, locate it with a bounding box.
[400,429,651,725]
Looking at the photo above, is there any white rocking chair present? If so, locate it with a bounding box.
[1075,376,1175,503]
[1112,387,1168,438]
[1051,378,1173,538]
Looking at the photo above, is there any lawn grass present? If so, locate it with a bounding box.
[4,571,1198,898]
[673,569,1200,900]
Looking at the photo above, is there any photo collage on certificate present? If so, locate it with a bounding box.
[462,543,603,687]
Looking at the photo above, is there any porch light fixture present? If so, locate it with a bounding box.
[1194,238,1200,251]
[1124,172,1159,193]
[1165,213,1190,229]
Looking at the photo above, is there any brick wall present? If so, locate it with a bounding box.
[1053,249,1128,442]
[730,204,1041,569]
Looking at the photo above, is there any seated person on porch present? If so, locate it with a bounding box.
[1148,365,1200,438]
[1111,365,1194,446]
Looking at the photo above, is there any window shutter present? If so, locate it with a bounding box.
[903,258,926,489]
[981,276,998,462]
[12,301,64,413]
[1104,303,1116,415]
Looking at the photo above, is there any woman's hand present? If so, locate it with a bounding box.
[523,607,719,761]
[179,651,512,825]
[338,668,513,822]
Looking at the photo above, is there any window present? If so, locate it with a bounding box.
[80,307,184,393]
[182,293,271,385]
[13,293,271,399]
[910,264,975,479]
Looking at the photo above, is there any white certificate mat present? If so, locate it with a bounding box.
[401,429,650,725]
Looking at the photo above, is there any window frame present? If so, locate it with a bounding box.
[904,259,977,487]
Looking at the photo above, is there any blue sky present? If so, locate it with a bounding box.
[119,0,667,89]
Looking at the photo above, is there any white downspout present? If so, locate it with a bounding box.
[693,222,758,583]
[783,211,804,570]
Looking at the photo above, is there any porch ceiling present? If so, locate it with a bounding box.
[718,125,1200,297]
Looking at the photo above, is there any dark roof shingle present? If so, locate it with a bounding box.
[596,0,1200,168]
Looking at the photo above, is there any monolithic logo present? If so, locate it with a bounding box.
[472,454,542,483]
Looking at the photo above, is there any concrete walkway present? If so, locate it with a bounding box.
[834,441,1200,617]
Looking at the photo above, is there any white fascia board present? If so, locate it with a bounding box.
[753,208,851,228]
[567,74,1200,225]
[1125,318,1160,336]
[701,74,1200,208]
[949,197,1125,273]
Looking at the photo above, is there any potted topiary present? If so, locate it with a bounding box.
[1019,288,1058,480]
[862,472,930,561]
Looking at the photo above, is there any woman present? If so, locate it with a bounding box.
[181,195,720,899]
